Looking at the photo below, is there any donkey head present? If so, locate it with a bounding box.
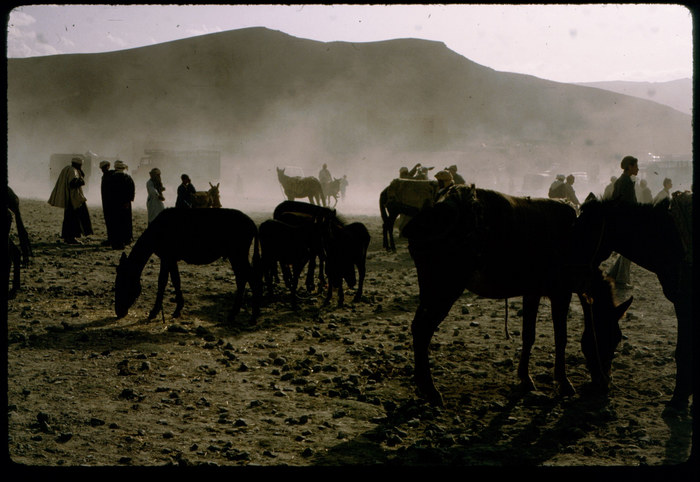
[114,252,142,318]
[580,273,633,387]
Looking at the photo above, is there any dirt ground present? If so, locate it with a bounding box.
[5,198,695,470]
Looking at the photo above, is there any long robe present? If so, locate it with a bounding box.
[48,165,93,241]
[109,171,135,248]
[146,178,165,224]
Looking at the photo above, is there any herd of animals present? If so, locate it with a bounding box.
[6,171,694,416]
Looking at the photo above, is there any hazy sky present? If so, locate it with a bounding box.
[6,4,693,83]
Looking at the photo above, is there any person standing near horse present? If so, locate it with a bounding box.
[635,179,653,204]
[562,174,581,207]
[446,165,465,185]
[146,167,166,224]
[99,160,114,246]
[548,174,566,199]
[319,163,333,200]
[176,174,196,208]
[606,155,639,288]
[653,177,673,206]
[603,176,617,200]
[48,157,93,244]
[339,175,349,199]
[434,170,455,202]
[108,160,135,250]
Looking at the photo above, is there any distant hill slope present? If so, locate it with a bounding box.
[7,27,692,192]
[576,79,692,115]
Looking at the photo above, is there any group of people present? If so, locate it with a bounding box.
[399,163,466,186]
[49,157,202,248]
[548,173,580,207]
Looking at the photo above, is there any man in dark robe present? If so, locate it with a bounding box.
[109,160,135,250]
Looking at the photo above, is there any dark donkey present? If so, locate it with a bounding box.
[115,208,261,322]
[259,215,330,309]
[324,220,370,307]
[403,185,632,406]
[273,200,340,292]
[573,193,693,410]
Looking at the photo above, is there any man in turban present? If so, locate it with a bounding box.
[48,157,93,244]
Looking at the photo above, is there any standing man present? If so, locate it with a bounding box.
[99,160,114,246]
[653,178,673,206]
[48,157,93,244]
[176,174,196,208]
[146,167,166,224]
[563,174,581,207]
[318,163,332,201]
[548,174,566,199]
[636,179,653,204]
[603,176,617,200]
[606,155,638,288]
[109,160,135,250]
[446,165,465,185]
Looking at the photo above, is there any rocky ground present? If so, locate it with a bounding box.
[5,198,695,470]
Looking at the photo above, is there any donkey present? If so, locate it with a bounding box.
[276,167,326,206]
[379,178,439,251]
[191,182,221,208]
[259,216,330,309]
[115,208,261,322]
[403,184,632,406]
[572,193,693,410]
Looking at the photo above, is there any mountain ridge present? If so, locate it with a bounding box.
[7,27,692,194]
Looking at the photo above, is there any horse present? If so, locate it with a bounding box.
[323,178,342,208]
[379,178,439,251]
[115,208,261,322]
[276,167,326,206]
[324,221,370,307]
[191,182,221,208]
[572,193,693,410]
[402,184,633,406]
[8,187,31,266]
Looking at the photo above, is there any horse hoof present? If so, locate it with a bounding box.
[416,386,444,406]
[172,311,181,319]
[148,310,159,320]
[557,380,576,397]
[520,378,537,392]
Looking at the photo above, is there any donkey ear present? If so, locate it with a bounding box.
[584,192,597,204]
[615,296,634,319]
[120,252,127,263]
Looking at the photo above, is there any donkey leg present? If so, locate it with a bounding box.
[551,293,576,396]
[388,214,398,252]
[518,295,540,391]
[305,256,316,293]
[149,261,170,319]
[170,263,185,318]
[668,297,692,409]
[227,259,246,322]
[352,258,366,302]
[411,290,462,406]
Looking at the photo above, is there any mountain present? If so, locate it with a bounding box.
[7,27,693,198]
[575,79,692,115]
